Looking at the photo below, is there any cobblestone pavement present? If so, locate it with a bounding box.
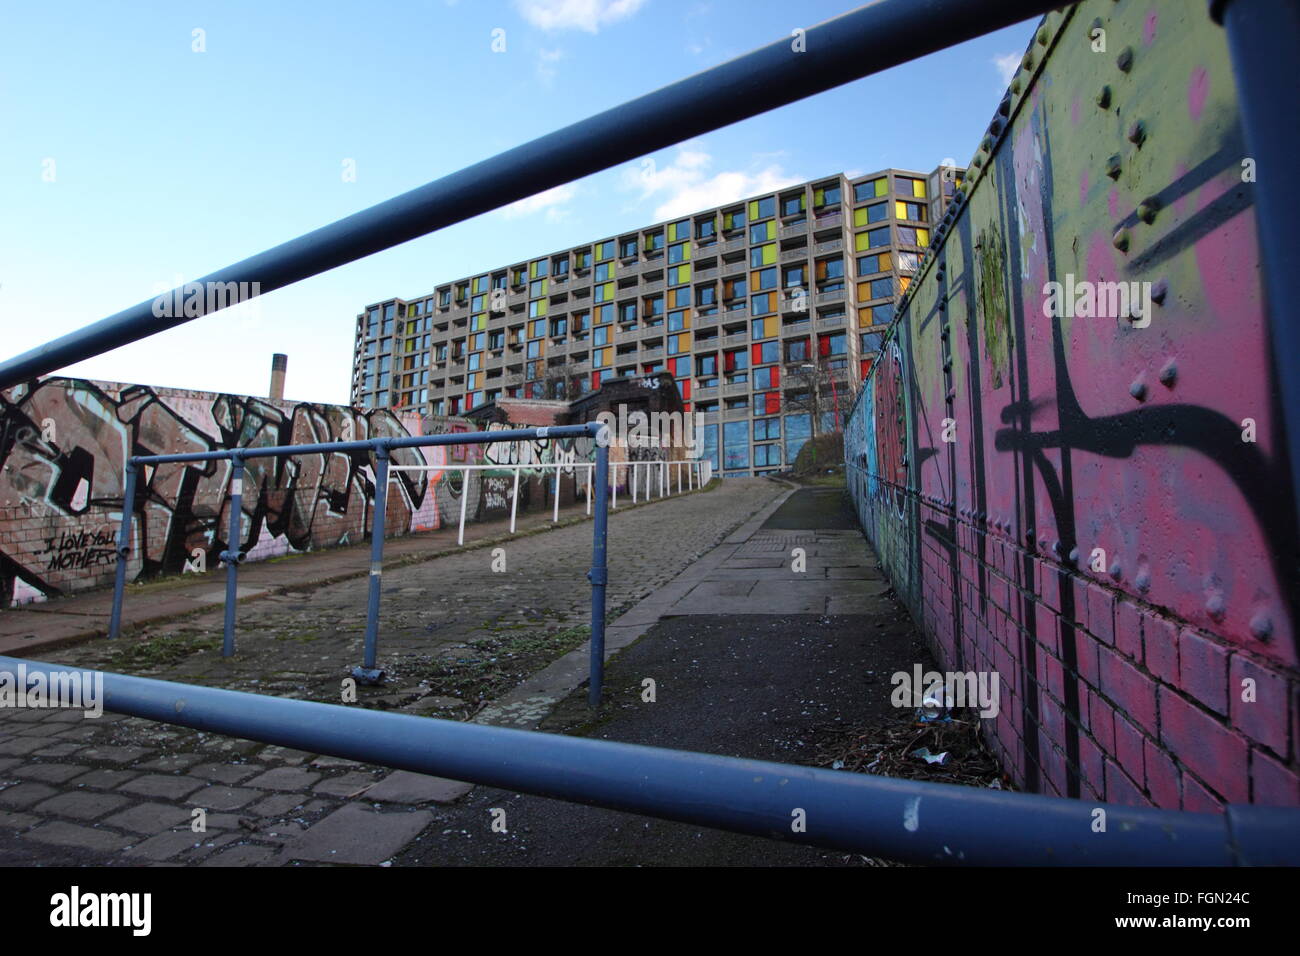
[0,478,785,866]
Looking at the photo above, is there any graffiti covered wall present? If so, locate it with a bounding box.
[0,377,601,607]
[847,1,1298,809]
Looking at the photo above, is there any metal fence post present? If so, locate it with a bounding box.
[510,466,520,533]
[458,466,469,545]
[107,462,138,640]
[1212,0,1300,545]
[587,439,610,707]
[354,441,389,684]
[219,454,245,657]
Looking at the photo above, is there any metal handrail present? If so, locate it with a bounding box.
[3,654,1294,865]
[110,423,612,700]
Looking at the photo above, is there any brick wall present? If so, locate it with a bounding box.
[0,377,601,607]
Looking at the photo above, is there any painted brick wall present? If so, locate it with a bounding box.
[846,1,1298,810]
[0,377,601,607]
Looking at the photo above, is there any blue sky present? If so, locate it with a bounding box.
[0,0,1036,405]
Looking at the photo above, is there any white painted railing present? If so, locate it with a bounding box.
[388,458,712,545]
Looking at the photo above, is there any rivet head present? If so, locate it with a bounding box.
[1036,26,1050,45]
[1117,46,1134,72]
[1113,227,1131,252]
[1105,154,1123,179]
[1158,360,1177,387]
[1108,562,1123,580]
[1067,547,1080,564]
[1249,613,1273,641]
[1151,278,1168,305]
[1127,120,1146,146]
[1135,570,1151,592]
[1129,379,1147,401]
[1096,84,1112,109]
[1022,51,1035,71]
[1010,77,1022,95]
[1206,593,1226,621]
[1137,196,1160,224]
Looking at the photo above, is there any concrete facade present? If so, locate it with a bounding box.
[350,167,962,477]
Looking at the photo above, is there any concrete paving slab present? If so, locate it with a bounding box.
[362,771,473,805]
[278,803,434,865]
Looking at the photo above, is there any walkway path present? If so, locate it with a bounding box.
[0,478,792,865]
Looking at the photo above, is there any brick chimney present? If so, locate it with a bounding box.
[269,353,288,401]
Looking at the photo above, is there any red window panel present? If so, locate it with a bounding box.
[770,365,780,387]
[680,379,692,400]
[751,343,763,365]
[591,371,602,391]
[818,334,831,356]
[861,358,873,379]
[763,391,780,415]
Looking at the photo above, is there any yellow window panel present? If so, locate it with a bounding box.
[857,281,872,299]
[917,229,930,248]
[761,243,776,265]
[764,317,777,338]
[899,275,912,293]
[858,307,873,327]
[853,207,868,227]
[854,232,871,252]
[895,201,907,220]
[748,200,759,220]
[913,179,926,198]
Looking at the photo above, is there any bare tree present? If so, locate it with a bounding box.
[782,352,847,468]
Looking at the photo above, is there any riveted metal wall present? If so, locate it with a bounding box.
[846,0,1298,810]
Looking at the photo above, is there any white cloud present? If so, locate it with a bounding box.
[992,52,1020,88]
[536,47,565,84]
[515,0,647,33]
[686,36,711,56]
[623,145,803,221]
[501,183,577,222]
